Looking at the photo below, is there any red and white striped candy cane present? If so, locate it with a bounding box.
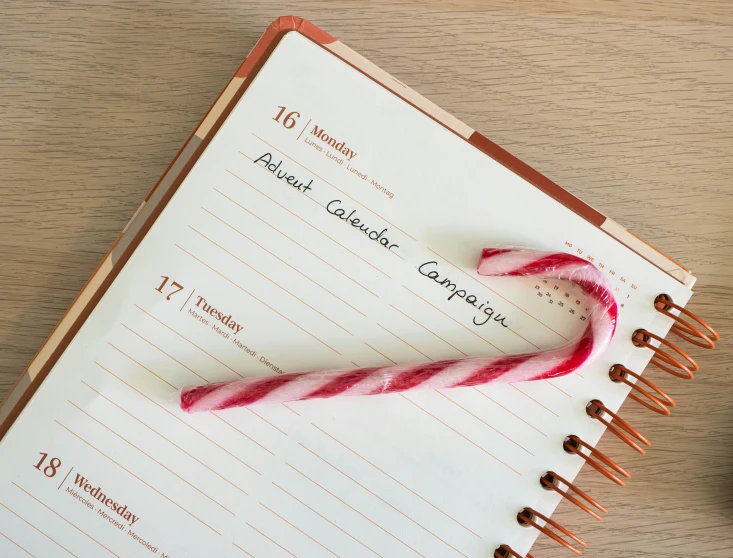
[179,248,617,412]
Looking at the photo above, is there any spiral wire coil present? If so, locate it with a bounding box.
[494,294,718,556]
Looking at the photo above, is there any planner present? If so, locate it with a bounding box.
[0,16,718,558]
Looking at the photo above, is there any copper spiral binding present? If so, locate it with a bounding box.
[541,472,607,521]
[494,544,534,558]
[564,435,630,486]
[494,297,716,557]
[586,399,651,454]
[633,329,698,379]
[609,364,675,415]
[517,508,586,555]
[655,294,719,349]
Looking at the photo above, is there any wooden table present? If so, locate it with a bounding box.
[1,2,731,556]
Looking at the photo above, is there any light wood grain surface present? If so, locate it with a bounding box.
[1,1,731,556]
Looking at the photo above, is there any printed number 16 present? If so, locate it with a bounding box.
[156,276,184,300]
[273,106,300,129]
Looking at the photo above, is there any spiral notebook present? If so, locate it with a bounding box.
[0,16,718,558]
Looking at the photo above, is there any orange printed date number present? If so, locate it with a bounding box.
[273,106,300,129]
[156,276,184,300]
[34,452,61,478]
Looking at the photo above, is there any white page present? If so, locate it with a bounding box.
[0,32,692,558]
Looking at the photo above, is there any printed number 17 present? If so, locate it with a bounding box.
[156,276,184,300]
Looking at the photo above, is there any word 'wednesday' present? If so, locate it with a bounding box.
[72,472,140,526]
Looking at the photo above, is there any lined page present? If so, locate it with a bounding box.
[0,32,692,558]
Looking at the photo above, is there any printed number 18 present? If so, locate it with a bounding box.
[34,452,60,478]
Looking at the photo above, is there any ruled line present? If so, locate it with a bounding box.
[364,342,398,365]
[299,444,468,557]
[510,384,560,417]
[81,380,248,494]
[210,413,275,456]
[120,323,210,383]
[260,502,340,557]
[107,341,197,390]
[94,361,260,477]
[246,145,405,265]
[376,323,434,361]
[133,304,244,376]
[286,463,426,557]
[0,501,77,557]
[0,530,35,557]
[189,225,354,336]
[245,522,298,558]
[214,187,379,298]
[12,482,120,557]
[175,245,343,356]
[282,403,300,416]
[107,342,178,389]
[202,207,366,316]
[252,133,416,240]
[400,395,522,476]
[426,248,569,341]
[545,379,573,398]
[247,408,288,436]
[55,420,222,535]
[232,542,256,557]
[67,400,235,516]
[243,151,325,209]
[310,423,481,538]
[229,166,392,279]
[402,286,504,353]
[272,482,383,557]
[434,391,534,456]
[389,305,468,356]
[472,388,547,437]
[506,329,540,350]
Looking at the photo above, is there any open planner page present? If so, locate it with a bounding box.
[0,31,693,558]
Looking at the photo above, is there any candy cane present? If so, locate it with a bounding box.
[179,248,617,412]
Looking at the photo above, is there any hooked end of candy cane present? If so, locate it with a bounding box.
[477,246,618,358]
[477,247,587,278]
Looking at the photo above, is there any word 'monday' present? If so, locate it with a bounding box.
[310,125,357,160]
